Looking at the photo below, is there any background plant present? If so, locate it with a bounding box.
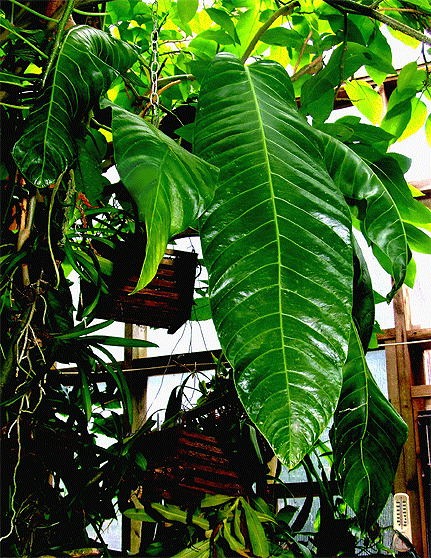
[1,0,430,555]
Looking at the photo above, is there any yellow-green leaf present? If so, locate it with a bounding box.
[344,80,384,125]
[398,98,428,142]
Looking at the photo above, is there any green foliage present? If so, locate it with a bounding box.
[1,0,431,554]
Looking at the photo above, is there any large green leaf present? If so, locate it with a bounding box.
[111,104,218,290]
[13,25,139,187]
[321,135,410,300]
[194,53,354,467]
[330,324,408,529]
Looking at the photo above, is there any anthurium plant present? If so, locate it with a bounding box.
[1,0,430,555]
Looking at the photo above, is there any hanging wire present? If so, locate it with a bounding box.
[150,0,160,126]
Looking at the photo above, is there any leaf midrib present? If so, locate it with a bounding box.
[244,65,290,440]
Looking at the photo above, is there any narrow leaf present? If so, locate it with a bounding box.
[240,498,269,558]
[330,324,408,529]
[110,103,218,290]
[123,508,157,522]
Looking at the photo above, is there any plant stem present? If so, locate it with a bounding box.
[241,2,300,63]
[42,0,76,87]
[8,0,59,22]
[323,0,431,45]
[47,172,66,289]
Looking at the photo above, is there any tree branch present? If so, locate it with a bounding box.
[241,2,300,63]
[323,0,431,45]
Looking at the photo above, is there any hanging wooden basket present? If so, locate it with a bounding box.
[80,249,198,333]
[136,425,247,504]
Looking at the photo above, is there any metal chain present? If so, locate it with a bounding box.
[150,0,160,125]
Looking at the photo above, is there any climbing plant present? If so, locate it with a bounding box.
[1,0,431,555]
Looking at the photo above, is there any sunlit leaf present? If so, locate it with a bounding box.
[344,80,384,125]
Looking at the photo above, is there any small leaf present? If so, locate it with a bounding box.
[177,0,198,25]
[397,98,427,142]
[135,452,147,471]
[344,80,384,125]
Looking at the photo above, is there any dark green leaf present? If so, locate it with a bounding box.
[110,102,218,291]
[369,156,431,229]
[135,452,147,471]
[352,236,374,353]
[13,26,139,187]
[81,336,158,348]
[321,135,410,300]
[194,53,353,467]
[331,324,408,529]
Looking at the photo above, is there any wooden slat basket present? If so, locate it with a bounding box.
[80,249,198,333]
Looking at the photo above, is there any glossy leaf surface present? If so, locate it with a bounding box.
[13,25,138,187]
[331,324,408,529]
[111,104,218,290]
[321,135,410,299]
[194,53,354,467]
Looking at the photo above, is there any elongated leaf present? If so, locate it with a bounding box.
[123,508,157,522]
[321,135,410,300]
[240,498,269,558]
[368,156,431,230]
[194,53,353,467]
[330,324,408,529]
[110,103,218,290]
[13,25,139,187]
[352,237,374,352]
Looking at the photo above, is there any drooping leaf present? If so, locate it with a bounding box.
[352,236,375,353]
[194,53,353,467]
[330,324,408,530]
[13,25,139,187]
[110,103,218,291]
[369,156,431,230]
[321,134,410,300]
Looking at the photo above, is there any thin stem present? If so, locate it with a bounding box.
[293,30,313,73]
[241,2,300,63]
[47,172,66,289]
[42,0,76,87]
[73,8,108,16]
[8,0,59,22]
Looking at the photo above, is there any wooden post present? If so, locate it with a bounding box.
[385,286,424,556]
[123,324,148,555]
